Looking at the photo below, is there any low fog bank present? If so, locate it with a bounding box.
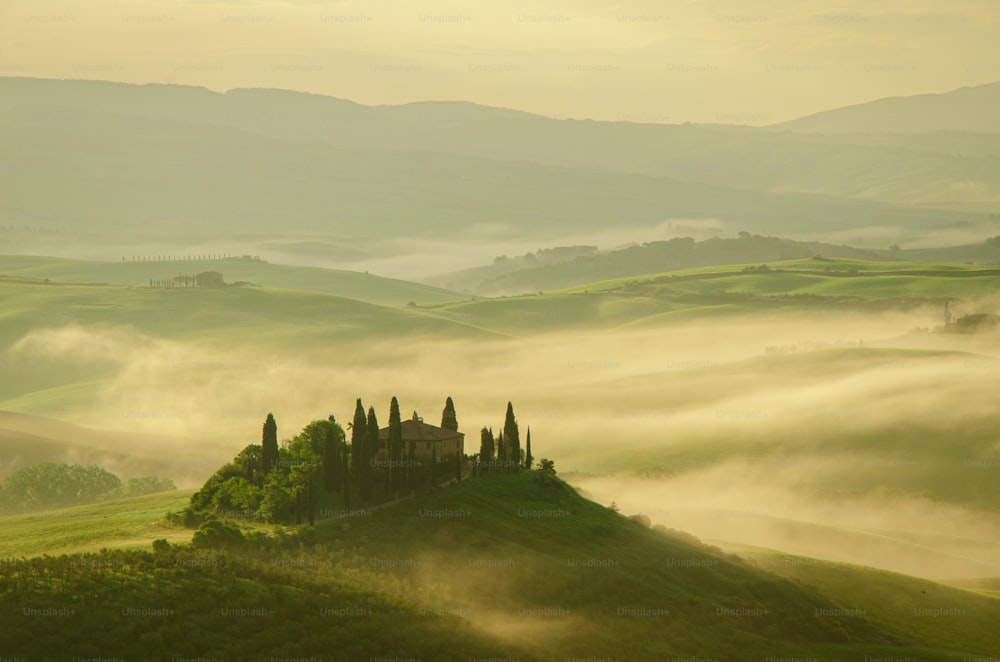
[2,305,952,438]
[569,469,1000,581]
[7,216,1000,282]
[2,305,998,570]
[0,411,227,488]
[0,219,728,281]
[799,218,1000,252]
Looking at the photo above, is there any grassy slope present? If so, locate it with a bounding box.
[4,257,997,345]
[1,473,996,659]
[0,278,487,349]
[417,258,1000,334]
[0,254,465,307]
[446,236,895,295]
[560,257,1000,293]
[736,546,1000,656]
[0,490,195,558]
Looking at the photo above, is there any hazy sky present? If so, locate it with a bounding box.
[2,0,999,124]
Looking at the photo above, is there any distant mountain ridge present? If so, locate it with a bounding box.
[5,76,996,133]
[770,80,1000,134]
[1,76,998,261]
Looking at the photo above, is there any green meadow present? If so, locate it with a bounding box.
[1,472,997,660]
[0,254,465,307]
[0,490,195,558]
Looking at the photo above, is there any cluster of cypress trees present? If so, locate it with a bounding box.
[307,395,460,504]
[477,402,532,473]
[196,395,537,525]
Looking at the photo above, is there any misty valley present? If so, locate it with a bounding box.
[1,74,999,661]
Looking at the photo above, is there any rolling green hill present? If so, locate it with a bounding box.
[0,277,485,350]
[426,235,1000,296]
[417,258,1000,334]
[559,257,1000,296]
[0,490,195,558]
[0,254,465,307]
[0,472,996,660]
[736,546,1000,655]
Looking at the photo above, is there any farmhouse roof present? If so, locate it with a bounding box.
[378,411,464,442]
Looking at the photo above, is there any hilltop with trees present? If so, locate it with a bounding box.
[184,397,534,526]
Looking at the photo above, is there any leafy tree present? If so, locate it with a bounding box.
[535,458,559,487]
[213,476,264,517]
[190,464,239,512]
[295,417,344,456]
[286,420,341,526]
[525,427,533,470]
[361,406,378,503]
[0,463,123,513]
[441,396,458,431]
[259,463,295,522]
[504,402,520,472]
[261,413,279,477]
[388,396,403,495]
[191,444,268,513]
[233,444,263,485]
[351,398,367,478]
[191,519,245,549]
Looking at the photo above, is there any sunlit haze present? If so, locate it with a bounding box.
[3,0,1000,123]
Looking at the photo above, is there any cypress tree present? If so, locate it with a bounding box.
[503,402,520,472]
[351,399,367,479]
[388,396,403,495]
[342,441,351,510]
[362,406,378,503]
[497,430,505,469]
[479,428,495,472]
[261,413,279,476]
[322,421,339,492]
[525,427,533,469]
[430,445,437,488]
[332,433,343,491]
[441,396,458,431]
[406,440,416,492]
